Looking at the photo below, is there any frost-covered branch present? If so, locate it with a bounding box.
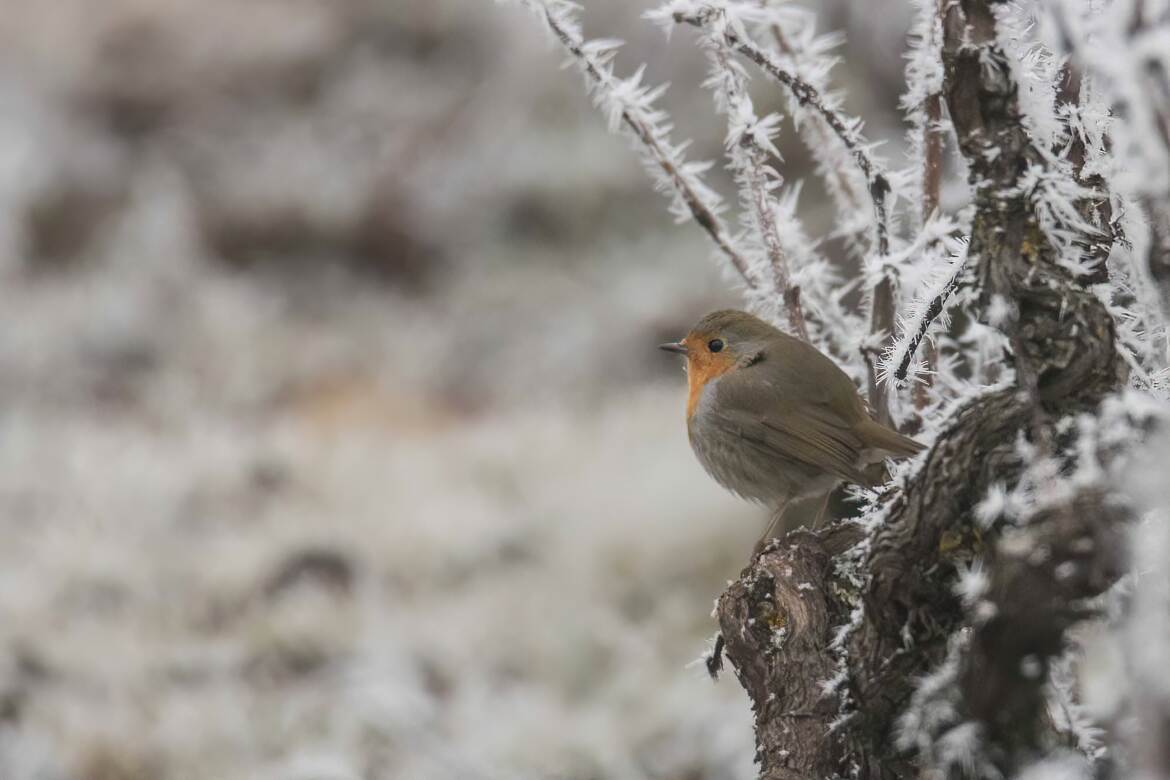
[665,6,892,257]
[884,227,968,384]
[1055,0,1170,334]
[889,274,958,385]
[1149,204,1170,323]
[897,0,951,408]
[981,2,1114,285]
[682,7,811,340]
[743,145,810,341]
[1053,57,1115,282]
[659,0,897,418]
[503,0,1170,774]
[513,0,759,288]
[712,0,1132,774]
[750,7,904,419]
[759,8,869,257]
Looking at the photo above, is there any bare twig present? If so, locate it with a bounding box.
[1054,60,1114,284]
[757,5,903,417]
[697,14,811,340]
[892,254,965,382]
[1052,2,1170,343]
[672,3,895,418]
[744,141,811,340]
[764,13,866,237]
[906,0,949,406]
[921,105,945,224]
[865,282,896,424]
[914,95,946,409]
[532,3,760,289]
[678,14,892,256]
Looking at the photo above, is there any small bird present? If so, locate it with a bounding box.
[660,309,924,539]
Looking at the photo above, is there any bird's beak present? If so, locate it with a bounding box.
[658,341,688,355]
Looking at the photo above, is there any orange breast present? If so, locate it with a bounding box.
[685,350,737,419]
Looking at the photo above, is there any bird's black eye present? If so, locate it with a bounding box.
[708,338,724,353]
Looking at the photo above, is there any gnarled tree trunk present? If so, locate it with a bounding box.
[712,1,1132,776]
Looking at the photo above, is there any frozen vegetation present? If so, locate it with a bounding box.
[0,1,763,777]
[507,0,1170,776]
[0,0,1168,777]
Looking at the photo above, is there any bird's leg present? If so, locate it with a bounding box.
[753,501,791,557]
[811,490,833,530]
[754,492,834,556]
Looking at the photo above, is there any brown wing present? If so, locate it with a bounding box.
[707,400,872,486]
[700,333,889,487]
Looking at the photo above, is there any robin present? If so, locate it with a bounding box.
[659,309,924,541]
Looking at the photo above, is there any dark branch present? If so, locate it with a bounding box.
[542,9,759,288]
[673,5,896,421]
[893,257,967,382]
[714,0,1128,775]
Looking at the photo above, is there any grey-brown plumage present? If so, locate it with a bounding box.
[661,310,924,508]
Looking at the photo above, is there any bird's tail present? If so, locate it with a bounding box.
[855,419,926,459]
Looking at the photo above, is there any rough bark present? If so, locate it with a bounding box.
[1147,199,1170,325]
[713,1,1130,776]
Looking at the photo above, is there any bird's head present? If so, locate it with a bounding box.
[659,310,780,415]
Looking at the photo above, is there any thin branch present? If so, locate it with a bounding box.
[697,11,811,340]
[764,11,867,242]
[526,1,760,288]
[745,141,811,340]
[670,2,896,418]
[921,102,945,222]
[900,0,950,404]
[865,281,896,425]
[912,0,947,231]
[914,92,946,409]
[1052,1,1170,360]
[1147,196,1170,322]
[892,251,966,382]
[754,5,902,416]
[673,9,892,257]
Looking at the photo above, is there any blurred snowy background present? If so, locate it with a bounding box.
[0,1,918,778]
